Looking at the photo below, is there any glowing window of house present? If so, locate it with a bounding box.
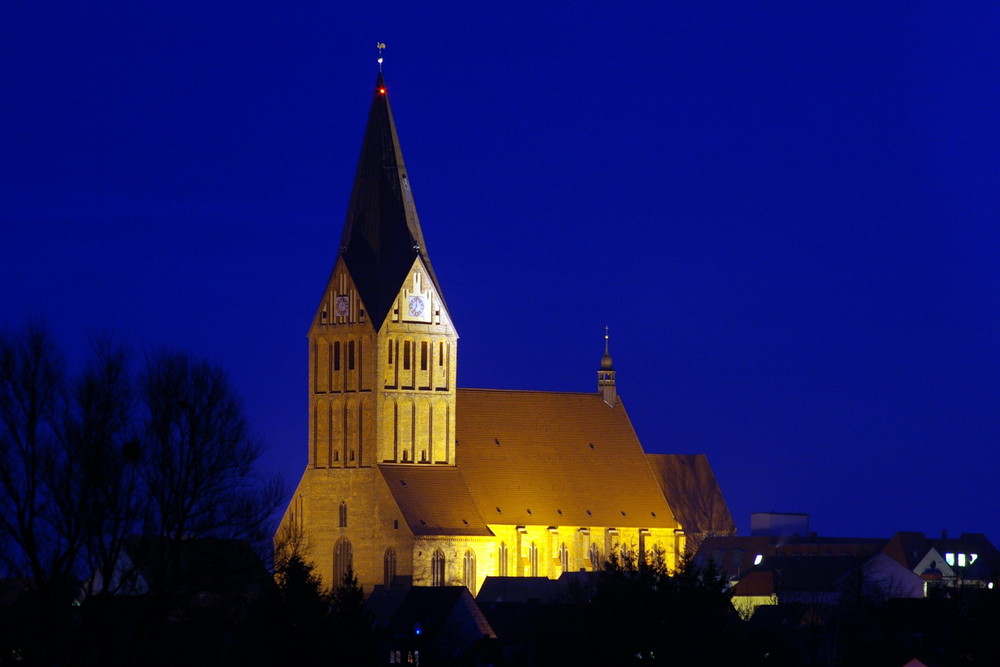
[420,341,428,371]
[971,553,979,564]
[753,554,763,566]
[348,341,355,370]
[498,542,508,577]
[529,542,539,577]
[338,501,347,527]
[559,543,569,572]
[945,552,955,567]
[384,547,397,588]
[463,550,476,591]
[333,342,341,371]
[403,341,411,370]
[958,553,967,567]
[334,538,353,587]
[431,549,445,586]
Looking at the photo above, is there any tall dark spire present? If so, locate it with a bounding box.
[339,73,444,329]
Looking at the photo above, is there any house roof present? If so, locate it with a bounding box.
[697,534,887,580]
[732,555,866,596]
[120,536,270,595]
[646,453,735,536]
[338,72,444,329]
[386,586,496,640]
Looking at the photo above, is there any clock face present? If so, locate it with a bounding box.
[335,295,350,316]
[408,296,425,318]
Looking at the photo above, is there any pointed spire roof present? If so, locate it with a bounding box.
[599,327,614,371]
[339,73,445,328]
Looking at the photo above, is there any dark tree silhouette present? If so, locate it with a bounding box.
[0,322,283,665]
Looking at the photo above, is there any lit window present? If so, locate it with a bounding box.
[754,554,763,566]
[971,553,979,564]
[334,538,353,586]
[384,547,397,588]
[589,543,602,570]
[958,553,967,567]
[431,549,445,586]
[945,552,955,567]
[463,550,476,590]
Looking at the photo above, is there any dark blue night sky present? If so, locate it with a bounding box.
[3,2,998,540]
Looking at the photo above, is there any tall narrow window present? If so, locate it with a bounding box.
[333,341,341,371]
[420,341,428,370]
[463,550,476,591]
[529,542,539,577]
[388,340,394,364]
[338,501,348,527]
[403,341,411,370]
[438,341,444,366]
[384,548,397,588]
[498,542,508,577]
[589,543,602,571]
[348,341,355,370]
[334,538,353,587]
[559,543,569,572]
[431,549,445,586]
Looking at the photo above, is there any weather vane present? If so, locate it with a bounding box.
[376,42,386,71]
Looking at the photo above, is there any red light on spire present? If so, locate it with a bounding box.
[378,87,386,95]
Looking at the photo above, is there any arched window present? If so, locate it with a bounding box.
[559,543,569,572]
[334,538,353,587]
[498,542,508,577]
[589,543,602,571]
[338,501,347,527]
[383,547,397,588]
[431,549,446,586]
[529,542,539,577]
[463,550,476,591]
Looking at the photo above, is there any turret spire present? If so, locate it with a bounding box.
[338,72,446,329]
[598,327,617,407]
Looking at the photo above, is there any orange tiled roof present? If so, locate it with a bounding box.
[379,464,492,536]
[452,389,680,529]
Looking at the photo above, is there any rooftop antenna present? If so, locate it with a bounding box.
[376,42,386,72]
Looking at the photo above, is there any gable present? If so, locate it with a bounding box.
[646,453,734,536]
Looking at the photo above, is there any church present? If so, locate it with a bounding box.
[276,72,734,595]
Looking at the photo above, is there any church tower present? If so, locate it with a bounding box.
[598,328,617,407]
[308,73,458,471]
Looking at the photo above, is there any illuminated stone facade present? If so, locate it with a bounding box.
[277,73,732,595]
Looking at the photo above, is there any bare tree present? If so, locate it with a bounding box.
[0,322,75,595]
[0,323,284,664]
